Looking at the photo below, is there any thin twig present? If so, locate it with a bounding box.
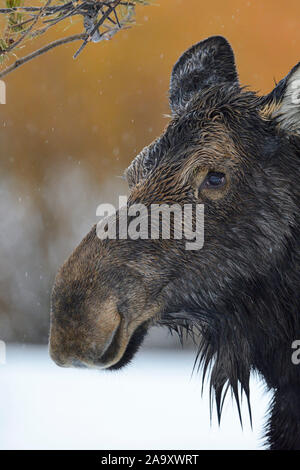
[6,0,53,55]
[0,33,87,79]
[73,0,121,59]
[0,4,72,14]
[42,1,88,26]
[9,16,36,30]
[0,2,133,14]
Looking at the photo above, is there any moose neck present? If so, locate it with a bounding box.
[266,384,300,449]
[229,253,300,450]
[186,244,300,450]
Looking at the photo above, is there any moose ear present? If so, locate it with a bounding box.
[169,36,239,115]
[261,63,300,135]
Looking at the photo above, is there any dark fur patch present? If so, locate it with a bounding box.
[107,322,149,371]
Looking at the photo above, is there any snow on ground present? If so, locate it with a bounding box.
[0,343,271,450]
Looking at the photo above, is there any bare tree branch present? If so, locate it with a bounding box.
[0,33,87,79]
[0,0,150,78]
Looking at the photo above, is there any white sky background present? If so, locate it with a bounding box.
[0,334,271,450]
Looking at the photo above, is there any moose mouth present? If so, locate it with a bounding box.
[50,318,150,370]
[97,309,199,371]
[49,284,156,370]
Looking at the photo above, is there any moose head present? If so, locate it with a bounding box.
[49,36,300,449]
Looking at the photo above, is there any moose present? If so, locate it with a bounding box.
[49,36,300,450]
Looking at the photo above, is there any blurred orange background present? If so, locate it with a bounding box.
[2,0,300,182]
[1,0,300,342]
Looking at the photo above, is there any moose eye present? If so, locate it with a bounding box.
[202,171,226,190]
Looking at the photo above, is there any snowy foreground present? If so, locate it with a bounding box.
[0,343,271,450]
